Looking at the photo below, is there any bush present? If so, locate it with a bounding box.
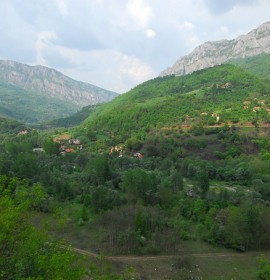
[258,255,270,280]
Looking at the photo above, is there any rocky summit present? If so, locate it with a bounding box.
[160,21,270,77]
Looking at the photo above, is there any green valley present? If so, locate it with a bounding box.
[1,63,270,279]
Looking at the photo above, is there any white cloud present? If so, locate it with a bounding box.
[1,0,270,92]
[127,0,153,28]
[190,35,199,45]
[220,26,229,33]
[57,0,69,16]
[146,28,156,38]
[119,54,154,83]
[35,31,58,65]
[34,36,155,92]
[215,25,231,38]
[177,21,199,50]
[182,21,194,30]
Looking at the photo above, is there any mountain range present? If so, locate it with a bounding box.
[1,21,270,126]
[160,21,270,77]
[0,60,118,124]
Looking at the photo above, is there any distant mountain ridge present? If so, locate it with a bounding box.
[160,21,270,77]
[0,60,118,107]
[0,60,118,124]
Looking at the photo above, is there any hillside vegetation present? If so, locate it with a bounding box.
[81,64,270,145]
[229,53,270,81]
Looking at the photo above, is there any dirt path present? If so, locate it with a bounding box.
[64,246,266,280]
[68,246,248,262]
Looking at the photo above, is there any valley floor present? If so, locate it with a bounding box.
[70,241,265,280]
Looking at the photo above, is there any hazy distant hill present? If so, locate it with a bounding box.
[45,104,100,128]
[160,21,270,77]
[0,60,118,124]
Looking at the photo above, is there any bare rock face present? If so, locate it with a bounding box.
[0,60,118,107]
[160,21,270,77]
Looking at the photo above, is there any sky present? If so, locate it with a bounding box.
[0,0,269,93]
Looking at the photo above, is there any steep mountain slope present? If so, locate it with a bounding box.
[0,60,118,124]
[81,64,270,144]
[160,21,270,77]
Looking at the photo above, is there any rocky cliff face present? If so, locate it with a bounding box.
[0,60,118,107]
[160,21,270,77]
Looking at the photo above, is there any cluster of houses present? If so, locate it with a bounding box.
[110,145,124,157]
[32,136,83,155]
[242,98,270,114]
[59,138,82,155]
[53,135,83,155]
[109,145,144,159]
[200,112,220,122]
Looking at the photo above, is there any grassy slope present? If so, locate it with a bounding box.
[81,64,270,143]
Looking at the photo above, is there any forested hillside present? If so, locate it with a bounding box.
[49,55,270,131]
[81,64,270,145]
